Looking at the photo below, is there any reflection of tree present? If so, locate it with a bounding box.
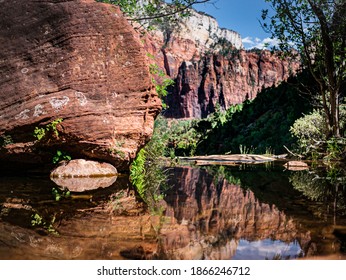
[289,167,346,220]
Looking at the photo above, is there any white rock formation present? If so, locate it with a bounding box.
[137,1,243,51]
[173,9,243,50]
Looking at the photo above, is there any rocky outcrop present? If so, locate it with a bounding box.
[152,8,243,56]
[144,8,243,83]
[143,9,300,118]
[0,0,161,171]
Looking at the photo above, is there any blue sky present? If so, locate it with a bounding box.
[193,0,278,49]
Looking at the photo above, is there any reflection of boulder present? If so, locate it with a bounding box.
[50,159,118,191]
[51,176,117,192]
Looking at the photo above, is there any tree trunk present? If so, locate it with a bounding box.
[331,89,340,138]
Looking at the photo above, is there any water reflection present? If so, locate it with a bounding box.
[51,176,117,192]
[233,239,302,260]
[158,166,309,260]
[0,164,346,259]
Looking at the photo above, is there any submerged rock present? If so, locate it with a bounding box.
[284,161,309,171]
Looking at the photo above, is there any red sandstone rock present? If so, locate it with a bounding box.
[0,0,161,171]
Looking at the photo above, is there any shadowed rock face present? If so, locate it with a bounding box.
[0,0,161,171]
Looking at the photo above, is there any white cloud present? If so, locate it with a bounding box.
[242,36,280,50]
[242,36,254,45]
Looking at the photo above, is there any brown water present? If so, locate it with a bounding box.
[1,163,346,260]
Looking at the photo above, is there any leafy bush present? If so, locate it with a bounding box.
[130,148,146,198]
[149,63,174,109]
[290,108,346,160]
[289,110,326,153]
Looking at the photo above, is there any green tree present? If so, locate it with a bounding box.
[97,0,213,23]
[262,0,346,138]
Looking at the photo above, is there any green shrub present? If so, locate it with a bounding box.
[149,63,174,109]
[290,110,326,150]
[290,109,346,160]
[129,148,146,198]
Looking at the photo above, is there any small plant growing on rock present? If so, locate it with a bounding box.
[52,150,71,164]
[33,118,63,141]
[31,212,59,235]
[149,63,174,109]
[0,135,13,147]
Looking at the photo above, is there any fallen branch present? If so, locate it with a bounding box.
[283,145,304,159]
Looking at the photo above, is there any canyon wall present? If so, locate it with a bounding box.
[0,0,160,171]
[166,50,300,118]
[144,8,300,118]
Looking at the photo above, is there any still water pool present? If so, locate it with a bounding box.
[1,163,346,259]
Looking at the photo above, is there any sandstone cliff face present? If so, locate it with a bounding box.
[153,8,243,52]
[144,9,300,118]
[0,0,161,170]
[166,50,300,118]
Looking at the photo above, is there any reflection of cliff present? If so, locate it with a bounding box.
[159,167,309,259]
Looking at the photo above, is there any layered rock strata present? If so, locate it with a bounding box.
[0,0,161,170]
